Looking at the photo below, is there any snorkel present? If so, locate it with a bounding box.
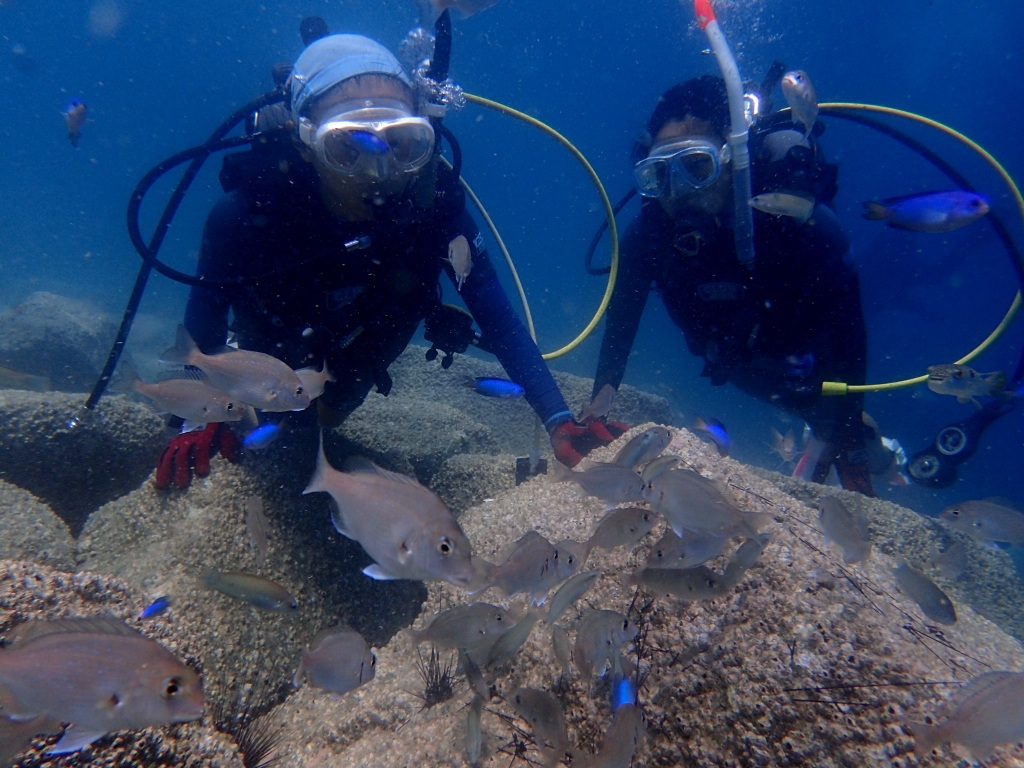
[694,0,755,268]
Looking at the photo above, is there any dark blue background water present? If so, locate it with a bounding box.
[1,0,1022,517]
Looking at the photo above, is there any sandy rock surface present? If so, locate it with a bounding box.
[0,480,75,571]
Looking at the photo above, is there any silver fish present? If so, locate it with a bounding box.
[511,687,568,768]
[781,69,818,138]
[628,565,729,602]
[546,571,599,624]
[645,528,730,570]
[408,603,514,652]
[293,627,375,695]
[160,325,310,412]
[471,531,577,603]
[573,610,638,679]
[0,618,203,755]
[749,192,815,224]
[459,650,490,700]
[466,693,484,767]
[550,624,571,673]
[721,535,769,588]
[202,570,298,612]
[245,496,269,569]
[486,610,541,669]
[770,427,800,464]
[612,426,671,470]
[640,455,681,483]
[894,561,957,625]
[818,496,872,564]
[586,508,658,558]
[445,235,473,291]
[121,360,243,424]
[926,364,1006,406]
[294,361,335,401]
[643,469,770,538]
[939,498,1024,546]
[578,384,616,424]
[572,703,646,768]
[558,462,646,505]
[304,441,474,586]
[928,541,967,581]
[904,670,1024,762]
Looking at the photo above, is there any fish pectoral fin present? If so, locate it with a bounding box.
[47,725,109,755]
[362,564,402,581]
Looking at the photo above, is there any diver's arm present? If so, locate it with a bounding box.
[593,219,654,398]
[184,193,244,352]
[455,211,573,430]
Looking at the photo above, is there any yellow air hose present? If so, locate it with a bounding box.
[458,92,619,360]
[801,103,1024,396]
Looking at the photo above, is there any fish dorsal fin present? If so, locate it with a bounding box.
[880,190,953,206]
[343,457,423,488]
[946,671,1020,713]
[5,616,138,646]
[982,497,1021,511]
[159,324,200,365]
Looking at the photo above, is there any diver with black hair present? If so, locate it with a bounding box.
[155,23,605,488]
[589,75,877,495]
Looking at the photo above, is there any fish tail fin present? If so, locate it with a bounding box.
[902,719,941,756]
[693,415,707,431]
[292,658,305,688]
[110,359,142,395]
[985,371,1008,391]
[303,431,332,495]
[465,558,495,597]
[160,324,200,365]
[861,201,888,221]
[548,460,574,484]
[198,570,219,592]
[322,362,336,383]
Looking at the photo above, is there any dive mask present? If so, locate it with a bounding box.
[633,138,731,197]
[298,98,435,178]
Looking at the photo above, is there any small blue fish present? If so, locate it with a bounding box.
[64,98,87,147]
[348,129,390,155]
[694,415,730,457]
[139,596,171,619]
[611,672,636,711]
[243,421,287,450]
[470,377,524,398]
[862,190,989,233]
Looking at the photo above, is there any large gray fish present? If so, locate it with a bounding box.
[245,496,269,569]
[571,703,646,768]
[721,535,769,588]
[304,440,474,586]
[486,610,541,669]
[407,603,514,652]
[471,531,579,603]
[0,618,203,756]
[573,610,638,679]
[161,325,310,412]
[578,384,617,424]
[818,496,872,564]
[769,427,800,464]
[466,694,484,767]
[120,360,243,424]
[556,462,646,506]
[294,361,335,401]
[627,564,729,602]
[939,498,1024,546]
[904,670,1024,762]
[643,469,770,538]
[612,426,671,470]
[781,70,818,138]
[644,528,730,571]
[546,571,599,624]
[550,624,572,673]
[640,455,681,483]
[928,541,967,581]
[927,364,1006,406]
[293,627,375,695]
[585,508,658,558]
[202,570,298,613]
[894,561,957,625]
[510,687,568,768]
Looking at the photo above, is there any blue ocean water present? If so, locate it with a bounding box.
[0,0,1021,519]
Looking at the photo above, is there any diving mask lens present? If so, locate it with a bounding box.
[633,139,727,197]
[311,111,435,175]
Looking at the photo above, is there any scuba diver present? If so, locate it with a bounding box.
[155,23,611,488]
[589,75,879,495]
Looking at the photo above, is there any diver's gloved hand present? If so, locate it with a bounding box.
[810,424,877,497]
[550,419,630,468]
[155,423,241,490]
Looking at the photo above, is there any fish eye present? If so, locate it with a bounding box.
[296,386,305,395]
[163,677,182,698]
[226,403,235,411]
[950,509,960,516]
[437,537,453,556]
[622,619,630,631]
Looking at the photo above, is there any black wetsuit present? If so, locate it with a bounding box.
[594,200,867,443]
[184,144,571,427]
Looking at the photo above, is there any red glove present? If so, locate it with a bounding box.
[550,420,630,468]
[155,423,241,490]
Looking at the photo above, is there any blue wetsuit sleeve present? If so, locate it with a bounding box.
[593,218,654,399]
[183,193,241,352]
[453,211,573,431]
